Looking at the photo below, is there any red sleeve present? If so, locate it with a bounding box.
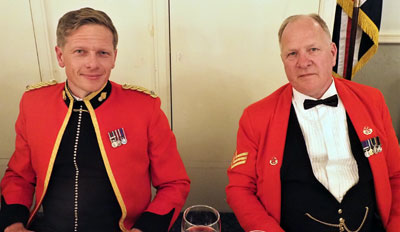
[1,93,36,208]
[144,97,190,229]
[226,109,284,232]
[380,92,400,232]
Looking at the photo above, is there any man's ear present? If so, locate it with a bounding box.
[112,49,118,69]
[55,46,65,68]
[330,42,338,67]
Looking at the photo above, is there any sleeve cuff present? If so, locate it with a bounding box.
[132,209,174,232]
[0,197,30,231]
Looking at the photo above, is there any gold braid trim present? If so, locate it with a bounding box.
[84,99,128,231]
[337,0,380,79]
[27,94,74,226]
[25,79,58,91]
[121,84,157,98]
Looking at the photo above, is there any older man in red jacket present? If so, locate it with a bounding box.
[226,14,400,232]
[0,7,190,232]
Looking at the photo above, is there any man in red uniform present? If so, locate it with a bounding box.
[226,14,400,232]
[0,7,190,232]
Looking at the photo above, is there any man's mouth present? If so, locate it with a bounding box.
[299,73,315,78]
[81,74,102,79]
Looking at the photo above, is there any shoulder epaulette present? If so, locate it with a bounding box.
[122,84,157,98]
[25,79,58,92]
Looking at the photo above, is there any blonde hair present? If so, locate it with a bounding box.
[56,7,118,49]
[278,13,331,44]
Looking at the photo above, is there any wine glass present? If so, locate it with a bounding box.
[181,205,221,232]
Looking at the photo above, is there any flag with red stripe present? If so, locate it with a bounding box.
[332,0,382,79]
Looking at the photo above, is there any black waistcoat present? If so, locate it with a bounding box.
[280,105,385,232]
[37,82,121,232]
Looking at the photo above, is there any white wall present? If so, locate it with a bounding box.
[170,0,321,211]
[380,0,400,43]
[0,0,41,178]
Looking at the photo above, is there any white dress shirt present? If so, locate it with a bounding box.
[292,81,359,202]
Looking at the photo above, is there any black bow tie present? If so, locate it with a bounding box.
[303,94,338,110]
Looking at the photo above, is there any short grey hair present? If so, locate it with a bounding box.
[278,13,331,44]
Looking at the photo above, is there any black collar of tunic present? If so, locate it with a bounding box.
[63,81,112,110]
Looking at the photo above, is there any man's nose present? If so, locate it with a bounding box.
[296,52,312,68]
[85,53,99,69]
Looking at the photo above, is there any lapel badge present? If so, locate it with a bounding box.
[108,128,127,148]
[361,136,382,158]
[269,156,278,166]
[363,126,373,135]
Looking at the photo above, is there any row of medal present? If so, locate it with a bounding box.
[361,136,382,158]
[108,128,383,158]
[108,128,127,148]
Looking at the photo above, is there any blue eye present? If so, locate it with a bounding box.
[310,48,319,52]
[287,52,296,57]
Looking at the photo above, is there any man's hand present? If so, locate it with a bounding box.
[4,222,33,232]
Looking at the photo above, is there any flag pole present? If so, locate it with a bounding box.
[345,0,361,80]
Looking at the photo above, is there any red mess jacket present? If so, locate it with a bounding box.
[1,81,190,231]
[226,78,400,232]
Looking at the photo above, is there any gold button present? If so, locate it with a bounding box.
[338,209,343,214]
[339,218,344,223]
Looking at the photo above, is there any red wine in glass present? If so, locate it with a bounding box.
[186,225,217,232]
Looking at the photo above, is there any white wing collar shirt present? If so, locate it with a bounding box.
[292,80,359,203]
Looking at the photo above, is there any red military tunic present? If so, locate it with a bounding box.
[226,77,400,232]
[1,81,190,231]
